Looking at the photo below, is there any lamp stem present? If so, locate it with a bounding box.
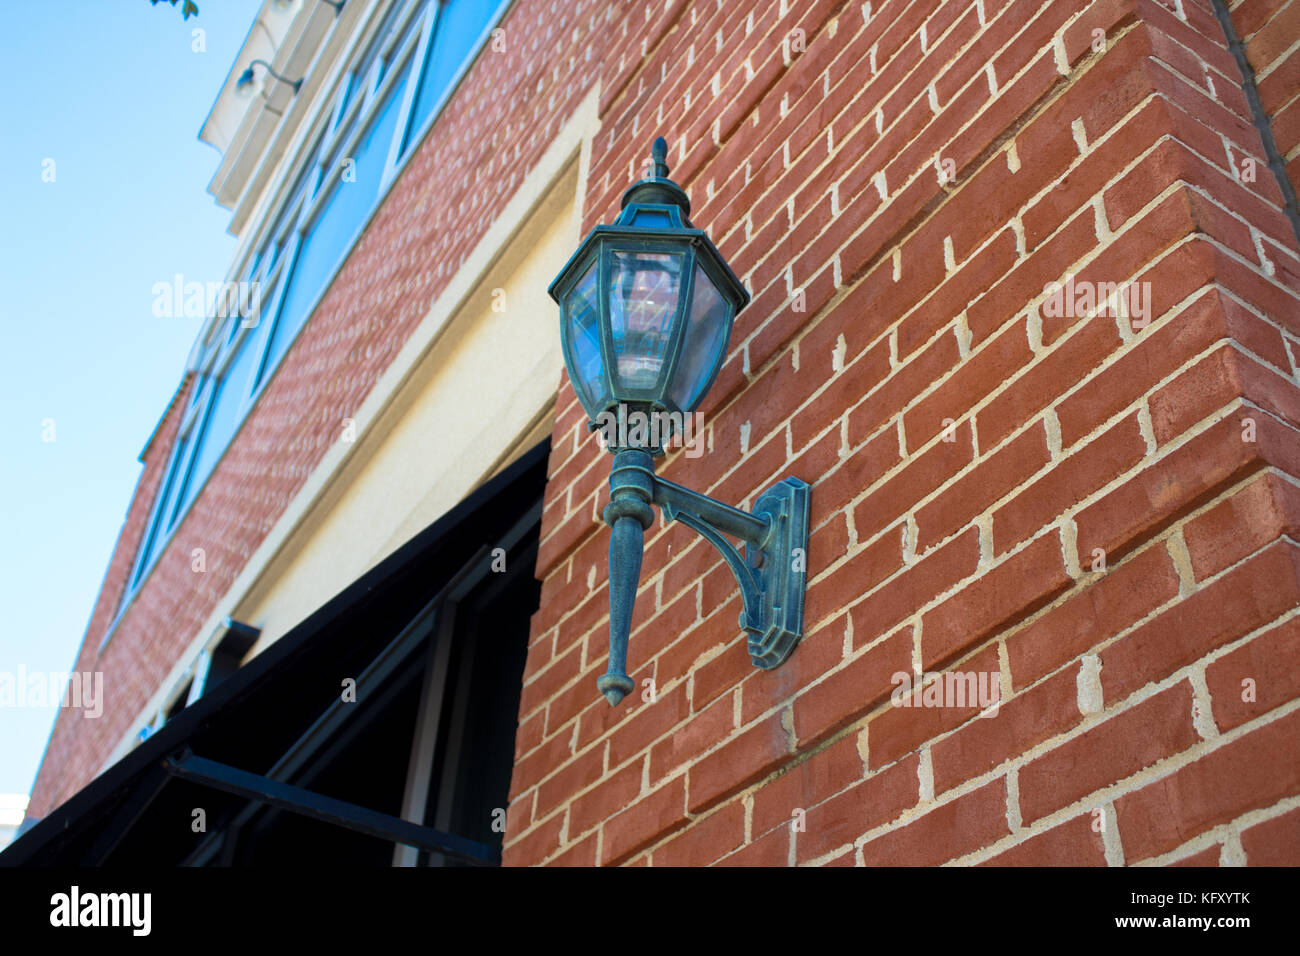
[602,517,641,705]
[599,450,656,706]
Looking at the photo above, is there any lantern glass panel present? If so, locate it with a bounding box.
[608,250,685,392]
[564,260,607,411]
[668,263,731,412]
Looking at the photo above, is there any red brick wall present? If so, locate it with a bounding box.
[28,0,619,817]
[506,0,1300,866]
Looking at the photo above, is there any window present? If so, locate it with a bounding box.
[325,76,353,149]
[117,0,512,618]
[126,378,208,589]
[349,0,408,102]
[262,63,411,381]
[402,0,501,155]
[128,442,178,586]
[179,325,260,516]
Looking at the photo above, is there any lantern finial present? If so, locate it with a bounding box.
[620,137,691,218]
[651,136,670,179]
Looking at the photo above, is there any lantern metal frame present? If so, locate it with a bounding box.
[550,145,750,431]
[548,138,811,706]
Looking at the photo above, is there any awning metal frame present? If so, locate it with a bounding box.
[164,749,499,866]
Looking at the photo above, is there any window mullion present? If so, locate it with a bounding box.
[323,74,353,153]
[128,446,181,591]
[168,380,217,527]
[252,229,304,391]
[386,2,438,189]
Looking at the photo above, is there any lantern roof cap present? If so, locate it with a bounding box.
[619,137,691,221]
[547,135,749,317]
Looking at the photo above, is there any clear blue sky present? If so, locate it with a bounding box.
[0,0,264,797]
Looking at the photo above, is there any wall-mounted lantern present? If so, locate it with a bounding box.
[549,138,810,706]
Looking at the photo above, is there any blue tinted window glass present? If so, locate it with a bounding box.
[134,429,191,582]
[160,444,199,536]
[404,0,498,151]
[135,370,210,577]
[259,240,278,279]
[178,330,260,519]
[334,75,352,129]
[261,72,407,384]
[262,235,323,384]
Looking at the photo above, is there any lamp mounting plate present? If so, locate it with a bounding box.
[744,477,810,668]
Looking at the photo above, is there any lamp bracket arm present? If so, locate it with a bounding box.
[655,473,811,670]
[656,494,764,633]
[652,477,771,550]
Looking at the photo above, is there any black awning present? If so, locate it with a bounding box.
[3,440,549,866]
